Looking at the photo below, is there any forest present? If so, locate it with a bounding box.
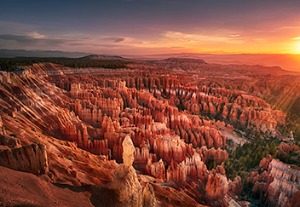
[0,57,130,71]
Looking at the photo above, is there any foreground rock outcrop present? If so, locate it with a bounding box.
[92,135,156,207]
[0,142,48,175]
[0,166,94,207]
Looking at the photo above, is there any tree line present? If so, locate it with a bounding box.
[0,57,131,71]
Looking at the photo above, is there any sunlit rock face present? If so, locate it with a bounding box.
[267,159,300,207]
[248,156,300,207]
[122,135,135,168]
[0,60,295,207]
[92,135,156,207]
[98,164,144,207]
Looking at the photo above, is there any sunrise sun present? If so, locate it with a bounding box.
[294,42,300,54]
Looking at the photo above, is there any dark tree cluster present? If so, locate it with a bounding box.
[225,138,280,180]
[0,57,131,71]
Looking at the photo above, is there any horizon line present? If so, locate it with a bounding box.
[1,48,300,57]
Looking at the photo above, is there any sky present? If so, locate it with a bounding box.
[1,0,300,55]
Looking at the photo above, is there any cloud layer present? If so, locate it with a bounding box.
[1,0,300,54]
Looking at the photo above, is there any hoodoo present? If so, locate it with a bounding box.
[0,59,298,206]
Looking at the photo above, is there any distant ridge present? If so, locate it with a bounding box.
[0,49,90,58]
[80,54,126,60]
[162,57,207,64]
[132,53,300,72]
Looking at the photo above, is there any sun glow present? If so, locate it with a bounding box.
[294,42,300,54]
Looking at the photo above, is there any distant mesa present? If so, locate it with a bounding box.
[162,57,207,64]
[80,54,126,60]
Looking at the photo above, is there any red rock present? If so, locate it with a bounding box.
[205,171,229,201]
[166,152,207,182]
[199,146,228,165]
[0,143,48,175]
[229,176,243,195]
[259,155,273,169]
[0,62,293,206]
[145,158,166,180]
[248,157,300,207]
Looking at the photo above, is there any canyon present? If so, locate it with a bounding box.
[0,57,299,207]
